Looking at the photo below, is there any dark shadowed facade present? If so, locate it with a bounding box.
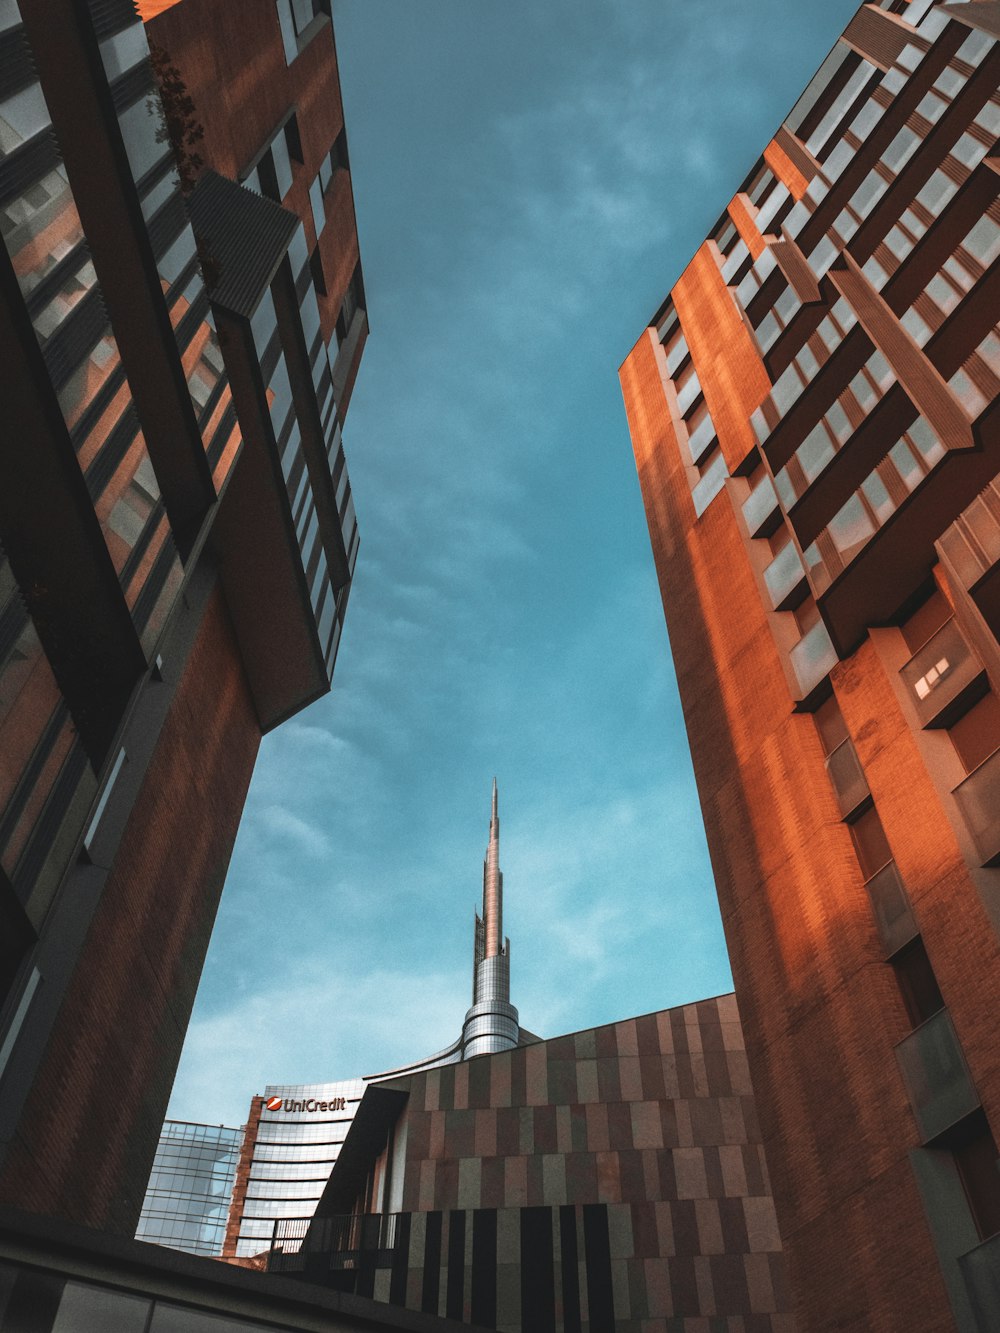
[0,1207,489,1333]
[620,1,1000,1329]
[0,0,365,1238]
[268,996,793,1333]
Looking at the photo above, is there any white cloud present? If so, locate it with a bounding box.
[256,806,330,859]
[169,961,470,1127]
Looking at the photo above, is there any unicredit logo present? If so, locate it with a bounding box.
[262,1095,346,1114]
[283,1096,346,1113]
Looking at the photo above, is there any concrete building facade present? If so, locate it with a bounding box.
[0,1206,481,1333]
[620,2,1000,1329]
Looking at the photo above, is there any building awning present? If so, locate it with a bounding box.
[185,170,298,319]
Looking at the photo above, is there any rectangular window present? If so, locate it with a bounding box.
[309,176,325,237]
[848,805,892,880]
[284,112,304,165]
[332,125,349,173]
[290,0,315,32]
[954,1112,1000,1241]
[893,938,944,1028]
[950,692,1000,775]
[309,246,326,297]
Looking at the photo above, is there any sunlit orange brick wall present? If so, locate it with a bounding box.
[833,641,1000,1134]
[619,326,955,1332]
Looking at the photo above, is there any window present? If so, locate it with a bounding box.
[950,692,1000,775]
[815,694,849,755]
[308,176,325,238]
[953,1112,1000,1241]
[892,939,944,1028]
[713,218,738,257]
[309,246,326,297]
[848,805,892,880]
[335,264,365,344]
[901,591,951,653]
[284,112,303,165]
[275,0,326,64]
[332,126,349,173]
[747,166,775,207]
[691,448,727,518]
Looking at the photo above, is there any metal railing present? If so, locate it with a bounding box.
[895,1008,979,1144]
[788,620,838,699]
[763,541,806,610]
[863,860,918,958]
[953,746,1000,867]
[825,738,870,819]
[267,1213,400,1272]
[959,1230,1000,1332]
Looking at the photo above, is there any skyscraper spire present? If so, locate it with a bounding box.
[462,779,519,1058]
[482,777,502,959]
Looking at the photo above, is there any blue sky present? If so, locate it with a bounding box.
[168,0,861,1128]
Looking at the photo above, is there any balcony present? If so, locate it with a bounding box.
[938,480,1000,594]
[268,1213,399,1279]
[826,738,870,819]
[959,1230,1000,1333]
[900,617,986,728]
[742,474,782,537]
[686,412,717,467]
[789,620,838,700]
[953,747,1000,867]
[763,541,808,611]
[895,1008,980,1143]
[864,860,919,958]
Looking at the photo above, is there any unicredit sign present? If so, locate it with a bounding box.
[263,1095,346,1113]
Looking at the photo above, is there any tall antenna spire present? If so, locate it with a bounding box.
[483,777,502,958]
[462,779,518,1058]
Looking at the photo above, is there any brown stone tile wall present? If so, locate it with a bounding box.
[387,997,791,1330]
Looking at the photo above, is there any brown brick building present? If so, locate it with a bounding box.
[620,2,1000,1329]
[0,0,365,1237]
[270,996,794,1333]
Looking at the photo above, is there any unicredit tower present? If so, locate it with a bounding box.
[218,782,531,1259]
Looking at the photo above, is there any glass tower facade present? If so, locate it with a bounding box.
[136,1121,241,1258]
[231,1078,365,1259]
